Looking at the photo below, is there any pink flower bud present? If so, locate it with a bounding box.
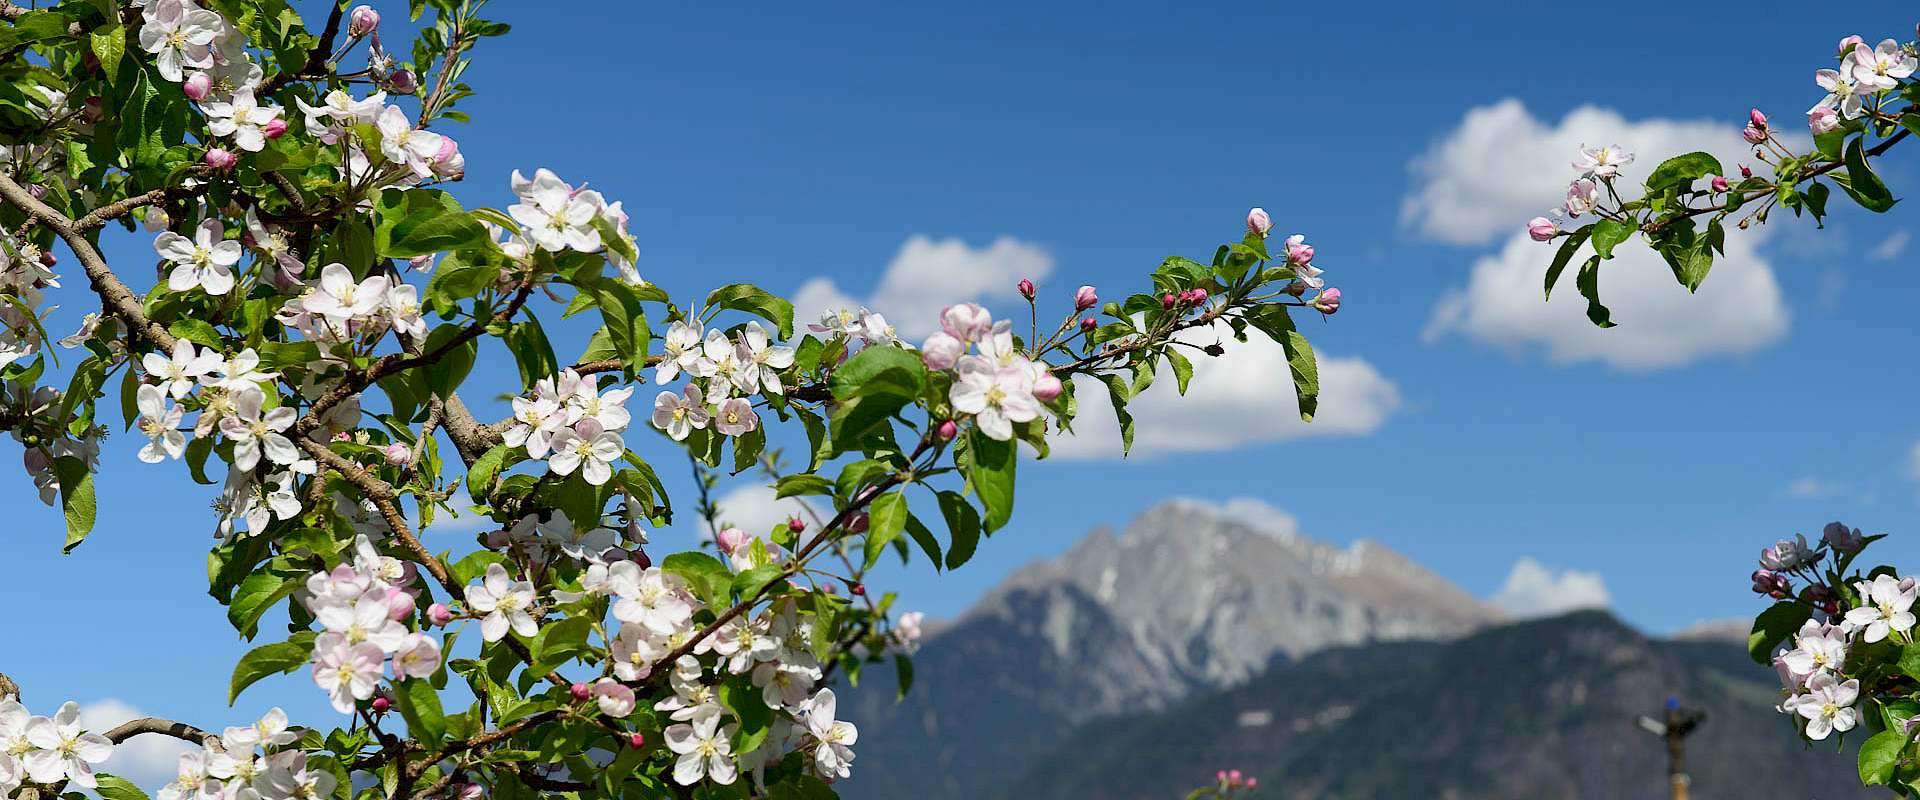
[381,442,412,466]
[937,420,958,441]
[920,332,963,371]
[1739,164,1753,178]
[628,732,647,749]
[371,696,391,713]
[1216,771,1227,784]
[1079,316,1095,332]
[409,254,435,272]
[385,587,415,620]
[1188,288,1208,305]
[348,5,381,37]
[850,582,866,596]
[1526,216,1556,242]
[1287,242,1314,265]
[427,603,453,626]
[1808,106,1840,135]
[1228,770,1242,783]
[24,183,45,199]
[715,526,747,555]
[183,72,212,101]
[1074,285,1099,311]
[1245,207,1272,237]
[593,679,636,718]
[1032,373,1063,402]
[631,549,652,569]
[1742,124,1767,145]
[1017,279,1036,300]
[204,148,237,170]
[1161,293,1176,310]
[570,682,591,702]
[1311,287,1341,315]
[940,303,994,342]
[1710,175,1730,192]
[1839,35,1864,55]
[37,250,56,267]
[389,69,418,95]
[787,516,806,534]
[1748,108,1768,129]
[332,431,353,442]
[263,118,288,139]
[1246,778,1257,789]
[457,784,483,800]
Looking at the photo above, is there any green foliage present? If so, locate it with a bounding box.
[373,188,494,257]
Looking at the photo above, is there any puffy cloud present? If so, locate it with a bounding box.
[790,235,1053,339]
[709,482,812,538]
[1489,557,1611,619]
[1785,476,1843,499]
[1411,99,1793,370]
[1423,230,1788,370]
[1402,99,1762,246]
[1048,320,1401,460]
[76,698,194,790]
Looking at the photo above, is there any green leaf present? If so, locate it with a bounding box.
[863,492,908,570]
[1165,347,1193,395]
[1544,226,1593,300]
[394,678,448,744]
[827,346,925,452]
[227,567,300,639]
[1839,137,1898,212]
[372,188,492,257]
[936,490,981,569]
[902,513,943,571]
[963,430,1015,533]
[466,443,512,500]
[1574,255,1614,329]
[94,774,149,800]
[503,316,558,392]
[1589,220,1631,260]
[1243,305,1318,421]
[51,456,96,552]
[1898,642,1920,682]
[229,636,315,704]
[894,654,915,701]
[90,25,126,85]
[705,284,795,339]
[1748,601,1813,665]
[420,324,478,400]
[1860,729,1905,785]
[530,617,593,674]
[731,565,785,602]
[1643,151,1723,192]
[662,552,733,609]
[775,474,834,499]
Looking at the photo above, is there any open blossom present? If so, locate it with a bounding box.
[304,263,391,326]
[665,713,737,786]
[311,637,385,713]
[294,89,386,144]
[1780,619,1847,679]
[951,355,1039,441]
[381,283,427,340]
[921,332,962,370]
[1572,144,1633,178]
[567,380,634,432]
[1758,533,1814,571]
[136,384,187,463]
[804,688,858,780]
[219,388,298,471]
[1563,178,1599,218]
[1823,521,1864,553]
[157,219,241,295]
[316,595,408,653]
[376,105,446,178]
[466,563,539,642]
[548,418,624,485]
[611,562,695,635]
[1849,39,1915,90]
[202,89,282,152]
[22,702,113,789]
[1794,671,1859,740]
[144,338,222,399]
[735,322,795,395]
[713,398,759,437]
[505,394,565,458]
[693,329,745,395]
[651,384,710,441]
[508,168,603,252]
[1283,234,1324,289]
[1814,68,1866,119]
[138,0,223,81]
[593,679,637,718]
[393,633,442,679]
[657,321,703,384]
[1843,573,1917,643]
[257,751,338,800]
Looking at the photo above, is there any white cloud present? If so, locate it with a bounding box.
[1872,230,1911,261]
[1424,230,1788,370]
[1411,99,1793,370]
[709,482,814,537]
[790,235,1053,340]
[1048,321,1402,460]
[1489,557,1611,619]
[1403,99,1764,246]
[1786,476,1843,499]
[77,698,194,790]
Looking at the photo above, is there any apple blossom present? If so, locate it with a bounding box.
[465,563,540,642]
[1759,533,1814,571]
[348,5,381,36]
[1795,671,1859,740]
[665,713,737,786]
[921,332,963,370]
[713,398,759,437]
[940,303,994,343]
[508,168,603,252]
[1842,573,1917,643]
[1312,287,1342,315]
[202,89,283,152]
[1075,284,1099,310]
[1572,144,1634,178]
[1849,39,1915,90]
[804,688,858,780]
[157,219,241,295]
[651,383,710,441]
[1823,521,1864,553]
[138,0,222,81]
[1245,207,1272,237]
[950,354,1040,441]
[548,418,624,486]
[594,679,637,718]
[1527,216,1557,242]
[219,388,299,471]
[393,633,442,679]
[376,105,446,178]
[136,384,187,463]
[22,701,113,789]
[657,321,703,384]
[183,71,212,100]
[735,322,795,394]
[1814,67,1866,119]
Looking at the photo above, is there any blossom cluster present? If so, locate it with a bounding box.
[299,536,442,713]
[0,699,114,793]
[503,168,641,282]
[155,709,330,800]
[500,367,636,486]
[920,304,1049,441]
[1809,35,1917,133]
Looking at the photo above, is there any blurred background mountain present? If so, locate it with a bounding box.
[838,501,1868,799]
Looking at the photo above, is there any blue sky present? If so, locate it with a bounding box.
[9,0,1920,784]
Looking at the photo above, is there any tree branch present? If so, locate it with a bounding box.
[0,172,177,351]
[104,717,215,746]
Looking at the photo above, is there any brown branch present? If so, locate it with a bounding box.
[0,172,177,351]
[258,3,346,95]
[1643,127,1914,235]
[104,717,215,745]
[298,435,455,594]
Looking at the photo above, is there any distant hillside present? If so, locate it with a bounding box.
[841,500,1503,800]
[1004,611,1871,799]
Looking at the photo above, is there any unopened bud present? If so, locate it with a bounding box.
[381,442,412,466]
[631,548,652,569]
[1710,175,1729,192]
[570,683,591,702]
[1739,164,1753,179]
[1310,287,1342,315]
[1161,293,1176,310]
[1032,373,1063,402]
[389,69,418,95]
[1017,278,1035,300]
[25,183,46,199]
[715,526,747,555]
[457,784,483,800]
[371,696,391,713]
[427,603,453,626]
[787,516,806,534]
[183,72,211,101]
[262,118,288,139]
[1187,288,1208,305]
[38,249,56,268]
[1527,216,1556,242]
[937,420,958,441]
[204,148,238,170]
[848,513,869,534]
[1079,317,1096,332]
[1075,285,1098,311]
[348,5,381,37]
[628,732,647,749]
[1245,207,1272,238]
[850,582,866,596]
[1743,125,1767,145]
